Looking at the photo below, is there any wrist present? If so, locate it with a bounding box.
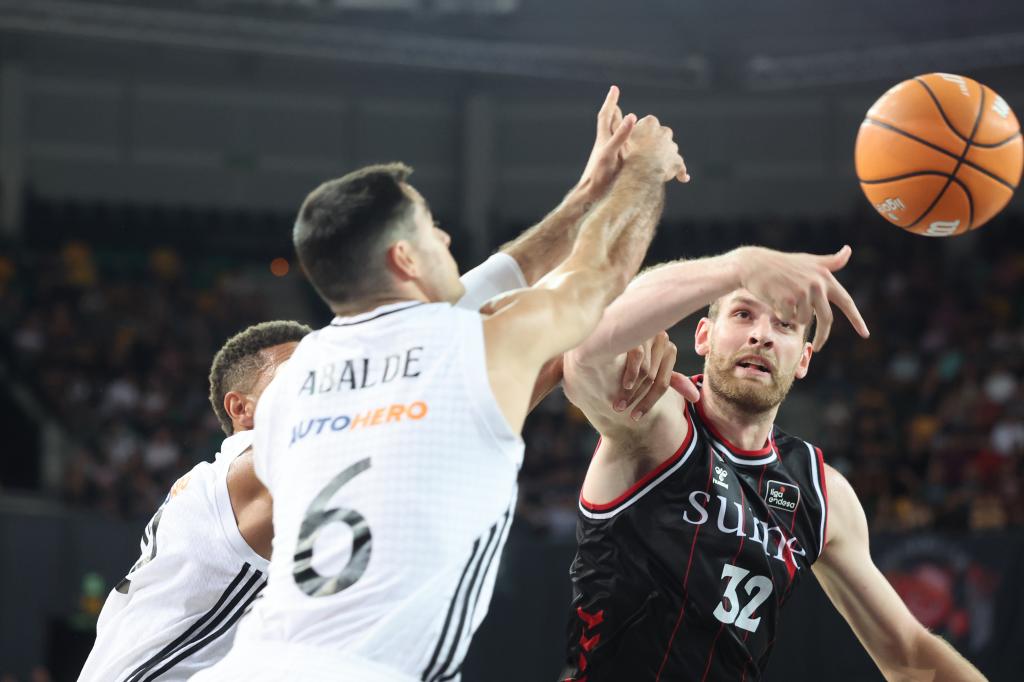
[720,247,751,289]
[564,181,599,212]
[620,155,664,183]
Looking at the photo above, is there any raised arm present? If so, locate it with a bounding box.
[482,114,686,433]
[500,86,653,285]
[813,466,986,682]
[573,245,869,367]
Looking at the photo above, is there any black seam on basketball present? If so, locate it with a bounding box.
[952,174,974,233]
[865,118,1017,191]
[914,77,971,143]
[970,130,1022,149]
[859,170,953,184]
[908,88,986,230]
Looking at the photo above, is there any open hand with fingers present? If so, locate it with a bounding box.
[729,245,870,351]
[613,331,700,422]
[577,85,632,199]
[579,86,690,198]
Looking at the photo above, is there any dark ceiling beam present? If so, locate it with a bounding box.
[0,0,707,89]
[747,32,1024,89]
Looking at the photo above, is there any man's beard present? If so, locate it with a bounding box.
[704,345,796,415]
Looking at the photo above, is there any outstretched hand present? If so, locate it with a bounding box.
[577,85,637,199]
[614,331,700,421]
[734,244,870,351]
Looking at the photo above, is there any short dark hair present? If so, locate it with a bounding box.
[293,162,416,306]
[707,297,815,342]
[208,320,312,435]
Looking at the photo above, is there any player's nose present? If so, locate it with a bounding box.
[748,319,775,348]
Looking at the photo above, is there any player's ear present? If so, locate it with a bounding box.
[694,317,712,357]
[386,240,418,281]
[224,390,255,431]
[794,342,813,380]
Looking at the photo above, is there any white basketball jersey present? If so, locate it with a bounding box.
[233,301,523,681]
[79,432,268,682]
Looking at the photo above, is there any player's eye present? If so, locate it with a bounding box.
[733,310,750,319]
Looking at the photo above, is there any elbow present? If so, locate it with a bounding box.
[877,626,932,681]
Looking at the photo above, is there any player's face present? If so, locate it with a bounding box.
[695,290,813,414]
[250,342,299,404]
[403,185,465,304]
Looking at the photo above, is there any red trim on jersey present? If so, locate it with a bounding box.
[815,446,829,558]
[692,376,773,458]
[656,445,715,680]
[579,406,695,512]
[576,606,604,630]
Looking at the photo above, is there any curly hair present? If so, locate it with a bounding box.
[208,320,312,435]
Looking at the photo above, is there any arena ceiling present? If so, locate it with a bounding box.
[0,0,1023,90]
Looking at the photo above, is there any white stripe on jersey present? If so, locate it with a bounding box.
[79,432,268,682]
[224,301,523,681]
[806,442,828,556]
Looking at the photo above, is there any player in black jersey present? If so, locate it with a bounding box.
[558,246,986,681]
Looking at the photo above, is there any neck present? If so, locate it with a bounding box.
[329,288,429,319]
[698,382,779,451]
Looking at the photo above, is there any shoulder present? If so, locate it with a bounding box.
[820,463,868,551]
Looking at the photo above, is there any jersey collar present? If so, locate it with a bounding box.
[690,374,778,466]
[329,301,426,327]
[218,429,254,463]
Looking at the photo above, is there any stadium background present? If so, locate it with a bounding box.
[1,0,1023,679]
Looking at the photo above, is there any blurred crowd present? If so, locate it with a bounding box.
[0,241,274,518]
[2,208,1023,539]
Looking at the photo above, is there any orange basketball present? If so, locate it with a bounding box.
[855,73,1022,237]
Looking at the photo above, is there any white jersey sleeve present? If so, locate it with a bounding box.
[455,252,526,312]
[224,301,523,682]
[79,432,268,682]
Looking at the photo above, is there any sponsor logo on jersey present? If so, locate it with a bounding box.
[682,491,807,570]
[764,480,800,512]
[289,401,429,446]
[713,464,729,489]
[169,473,192,498]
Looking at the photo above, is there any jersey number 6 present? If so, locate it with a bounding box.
[292,458,373,597]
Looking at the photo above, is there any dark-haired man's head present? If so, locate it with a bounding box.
[209,320,312,435]
[293,163,464,313]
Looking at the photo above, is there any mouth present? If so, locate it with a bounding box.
[735,356,773,376]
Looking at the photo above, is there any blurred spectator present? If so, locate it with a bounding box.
[1,208,1023,538]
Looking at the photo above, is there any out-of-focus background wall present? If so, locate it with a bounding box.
[1,1,1024,679]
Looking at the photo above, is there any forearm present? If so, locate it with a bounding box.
[500,187,594,285]
[557,161,664,304]
[885,630,986,682]
[573,250,744,363]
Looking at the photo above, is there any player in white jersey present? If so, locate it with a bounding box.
[81,87,682,682]
[77,321,309,682]
[197,89,689,681]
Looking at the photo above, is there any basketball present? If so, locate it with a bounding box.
[855,73,1023,236]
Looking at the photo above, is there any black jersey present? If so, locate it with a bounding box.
[561,379,828,682]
